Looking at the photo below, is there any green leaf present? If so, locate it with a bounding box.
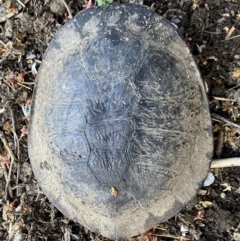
[97,0,113,6]
[97,0,104,6]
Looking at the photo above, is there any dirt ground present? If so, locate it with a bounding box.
[0,0,240,240]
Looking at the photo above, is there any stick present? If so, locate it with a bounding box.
[1,163,13,199]
[211,158,240,168]
[215,130,224,158]
[0,131,17,161]
[221,34,240,42]
[60,0,73,19]
[0,131,18,199]
[211,113,240,129]
[213,96,235,102]
[16,0,25,8]
[5,157,15,199]
[10,109,20,197]
[10,109,18,156]
[203,30,221,34]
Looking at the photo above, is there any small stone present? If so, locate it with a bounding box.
[203,172,215,187]
[49,0,67,14]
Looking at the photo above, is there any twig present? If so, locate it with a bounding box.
[163,8,186,18]
[19,82,35,86]
[211,158,240,168]
[203,30,221,34]
[0,40,8,48]
[60,0,73,19]
[16,0,25,8]
[211,113,240,129]
[221,34,240,42]
[0,131,17,200]
[1,163,13,199]
[224,83,240,93]
[10,109,20,196]
[3,79,16,92]
[16,82,32,90]
[215,130,224,158]
[213,96,235,102]
[10,109,17,156]
[11,128,19,158]
[5,156,15,199]
[0,131,17,161]
[16,162,21,196]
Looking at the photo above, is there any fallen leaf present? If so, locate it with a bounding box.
[2,200,16,221]
[232,68,240,78]
[8,220,24,241]
[110,186,118,197]
[220,183,232,192]
[235,187,240,193]
[200,201,213,208]
[3,121,12,134]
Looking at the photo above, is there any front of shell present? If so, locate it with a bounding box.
[28,3,213,239]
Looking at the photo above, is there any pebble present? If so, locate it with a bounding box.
[49,0,66,14]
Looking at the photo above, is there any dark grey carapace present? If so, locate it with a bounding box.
[28,3,213,239]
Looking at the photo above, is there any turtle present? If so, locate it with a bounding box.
[28,3,213,239]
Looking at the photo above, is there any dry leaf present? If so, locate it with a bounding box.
[2,200,16,221]
[13,37,25,55]
[220,183,232,192]
[110,186,118,197]
[235,187,240,193]
[200,201,213,208]
[232,68,240,78]
[2,41,13,57]
[8,220,24,241]
[5,0,18,15]
[3,121,12,134]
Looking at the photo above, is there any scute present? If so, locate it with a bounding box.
[81,27,143,81]
[49,103,86,132]
[85,186,134,218]
[28,3,213,240]
[82,81,139,122]
[120,164,170,207]
[55,53,89,100]
[130,131,194,166]
[53,133,90,162]
[62,162,101,197]
[85,120,134,149]
[88,149,130,185]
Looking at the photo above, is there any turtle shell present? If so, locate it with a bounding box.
[28,3,213,239]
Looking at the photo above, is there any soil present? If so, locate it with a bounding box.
[0,0,240,240]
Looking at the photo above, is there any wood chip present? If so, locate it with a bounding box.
[225,25,236,40]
